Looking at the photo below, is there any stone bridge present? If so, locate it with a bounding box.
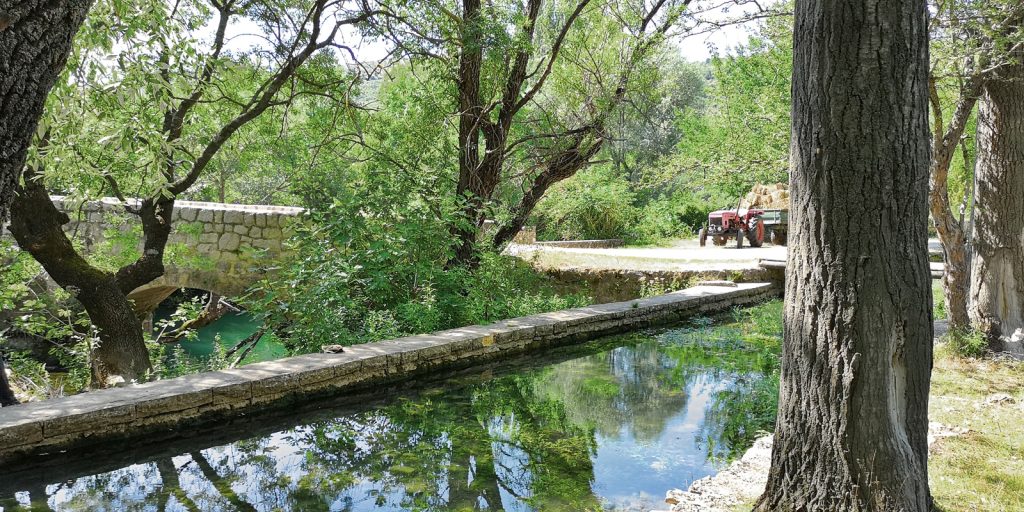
[50,196,304,311]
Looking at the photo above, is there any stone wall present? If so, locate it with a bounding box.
[546,267,784,303]
[52,196,303,262]
[0,282,778,464]
[534,239,626,249]
[38,197,306,304]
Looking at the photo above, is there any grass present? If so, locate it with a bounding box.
[933,280,947,321]
[929,349,1024,512]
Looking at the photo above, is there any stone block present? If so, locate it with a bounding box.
[134,388,214,418]
[233,225,248,235]
[40,404,135,438]
[224,210,244,224]
[218,233,241,251]
[251,366,336,402]
[256,215,267,227]
[243,213,256,226]
[200,233,219,244]
[249,227,262,238]
[0,423,43,448]
[180,208,198,222]
[263,227,282,239]
[197,210,214,222]
[214,210,223,223]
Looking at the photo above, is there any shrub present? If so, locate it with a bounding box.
[945,328,988,358]
[248,206,590,355]
[531,167,639,241]
[633,189,729,244]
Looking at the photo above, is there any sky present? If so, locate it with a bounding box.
[216,0,774,66]
[672,0,775,62]
[674,20,761,62]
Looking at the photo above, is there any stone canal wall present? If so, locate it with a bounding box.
[534,239,626,249]
[546,267,784,303]
[0,282,778,463]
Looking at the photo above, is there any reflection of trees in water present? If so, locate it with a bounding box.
[22,374,601,511]
[657,321,782,461]
[11,308,783,510]
[696,374,779,461]
[533,337,689,443]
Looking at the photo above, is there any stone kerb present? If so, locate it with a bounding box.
[535,239,626,249]
[0,282,779,463]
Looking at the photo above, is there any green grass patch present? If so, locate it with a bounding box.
[929,354,1024,512]
[933,280,947,321]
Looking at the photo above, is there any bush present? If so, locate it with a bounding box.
[633,189,728,244]
[945,328,988,358]
[531,167,639,241]
[248,206,590,355]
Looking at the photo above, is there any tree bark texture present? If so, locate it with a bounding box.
[969,60,1024,350]
[756,1,934,510]
[9,174,152,385]
[0,0,92,227]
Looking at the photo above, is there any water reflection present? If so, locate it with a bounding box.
[0,303,782,512]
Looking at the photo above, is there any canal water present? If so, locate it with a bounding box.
[0,302,781,512]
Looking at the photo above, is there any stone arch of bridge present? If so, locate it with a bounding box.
[126,267,258,314]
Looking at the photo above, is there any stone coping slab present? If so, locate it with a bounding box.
[0,282,778,463]
[49,195,306,215]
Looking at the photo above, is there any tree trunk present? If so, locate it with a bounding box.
[928,78,980,332]
[449,0,486,267]
[969,61,1024,351]
[0,356,18,406]
[0,0,93,227]
[756,0,933,510]
[9,173,152,386]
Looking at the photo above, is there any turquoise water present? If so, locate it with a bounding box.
[155,309,288,365]
[0,302,782,512]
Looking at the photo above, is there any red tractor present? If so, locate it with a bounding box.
[699,208,765,248]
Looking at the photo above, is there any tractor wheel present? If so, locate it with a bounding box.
[747,217,764,248]
[771,229,787,246]
[699,227,708,247]
[735,229,744,249]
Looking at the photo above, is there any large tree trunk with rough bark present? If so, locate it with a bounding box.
[9,174,152,386]
[0,0,93,226]
[755,1,934,510]
[969,61,1024,352]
